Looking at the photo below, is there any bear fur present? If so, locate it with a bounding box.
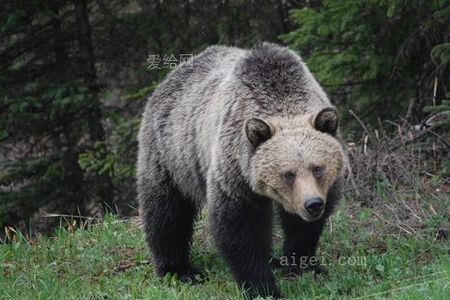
[137,43,348,298]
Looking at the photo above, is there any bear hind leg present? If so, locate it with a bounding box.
[139,171,199,282]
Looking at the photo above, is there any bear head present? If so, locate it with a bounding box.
[245,107,348,222]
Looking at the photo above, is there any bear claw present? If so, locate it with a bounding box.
[177,267,205,284]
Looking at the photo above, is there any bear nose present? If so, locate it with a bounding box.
[304,197,324,215]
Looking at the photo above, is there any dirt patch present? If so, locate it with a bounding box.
[113,259,136,273]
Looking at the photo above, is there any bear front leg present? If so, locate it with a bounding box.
[209,185,280,299]
[278,206,327,277]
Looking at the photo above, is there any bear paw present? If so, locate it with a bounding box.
[156,264,205,284]
[242,280,281,299]
[177,267,205,284]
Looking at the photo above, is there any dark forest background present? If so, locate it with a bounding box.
[1,0,449,235]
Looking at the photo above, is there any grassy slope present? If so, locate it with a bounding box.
[1,198,449,300]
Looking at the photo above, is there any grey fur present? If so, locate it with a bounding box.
[137,43,348,298]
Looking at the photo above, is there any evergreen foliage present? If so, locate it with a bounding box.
[283,0,450,126]
[0,0,448,233]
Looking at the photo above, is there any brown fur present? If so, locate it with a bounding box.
[249,109,348,221]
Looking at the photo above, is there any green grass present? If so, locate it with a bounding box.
[1,199,449,300]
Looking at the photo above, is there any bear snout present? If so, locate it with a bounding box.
[304,197,324,216]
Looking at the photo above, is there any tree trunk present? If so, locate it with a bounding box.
[74,0,115,214]
[51,6,88,217]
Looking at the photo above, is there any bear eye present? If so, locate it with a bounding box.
[312,166,323,180]
[282,171,296,185]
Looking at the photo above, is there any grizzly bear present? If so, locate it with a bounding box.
[137,43,348,298]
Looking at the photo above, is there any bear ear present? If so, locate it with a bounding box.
[312,107,339,135]
[245,117,274,147]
